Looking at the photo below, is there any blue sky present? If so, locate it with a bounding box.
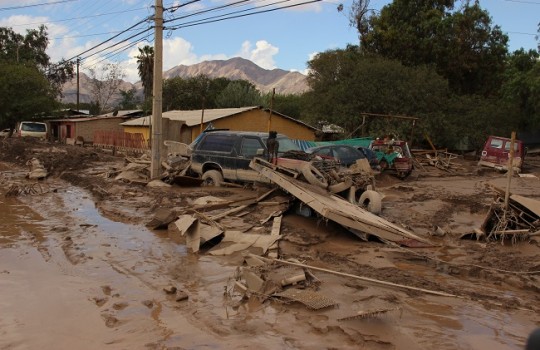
[0,0,538,83]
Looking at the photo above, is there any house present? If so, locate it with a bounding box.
[121,106,317,144]
[49,110,144,143]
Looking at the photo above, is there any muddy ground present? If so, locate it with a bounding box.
[0,138,539,350]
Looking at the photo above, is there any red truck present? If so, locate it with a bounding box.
[478,135,525,173]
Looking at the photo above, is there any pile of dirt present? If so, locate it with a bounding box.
[0,138,119,176]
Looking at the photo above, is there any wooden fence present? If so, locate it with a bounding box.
[93,131,149,154]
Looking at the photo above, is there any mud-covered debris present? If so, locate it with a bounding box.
[163,286,177,294]
[147,208,178,230]
[273,289,338,310]
[175,291,189,302]
[147,179,171,188]
[337,307,402,321]
[26,158,48,180]
[472,187,540,243]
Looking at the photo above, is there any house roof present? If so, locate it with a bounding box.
[98,110,143,118]
[121,106,317,131]
[49,115,130,123]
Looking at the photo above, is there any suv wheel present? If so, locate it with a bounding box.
[202,170,223,187]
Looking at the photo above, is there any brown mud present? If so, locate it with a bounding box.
[0,138,539,349]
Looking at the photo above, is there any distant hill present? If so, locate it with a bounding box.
[61,57,309,105]
[164,57,309,95]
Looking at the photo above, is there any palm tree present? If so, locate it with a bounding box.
[136,45,154,101]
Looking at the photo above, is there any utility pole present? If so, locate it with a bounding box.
[267,88,275,132]
[151,0,163,179]
[76,57,80,112]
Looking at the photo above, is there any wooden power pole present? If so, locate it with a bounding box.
[151,0,164,179]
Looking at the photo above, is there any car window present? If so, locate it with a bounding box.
[504,141,519,152]
[21,123,46,132]
[489,139,504,149]
[240,137,263,158]
[314,147,333,157]
[198,134,236,152]
[335,146,362,160]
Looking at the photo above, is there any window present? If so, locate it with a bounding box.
[314,147,333,157]
[489,139,504,149]
[198,134,237,152]
[240,137,263,158]
[21,122,46,132]
[504,142,519,152]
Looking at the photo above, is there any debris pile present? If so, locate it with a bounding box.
[475,187,540,243]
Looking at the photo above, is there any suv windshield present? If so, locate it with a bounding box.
[265,136,301,154]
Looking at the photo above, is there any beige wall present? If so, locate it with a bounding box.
[190,109,315,142]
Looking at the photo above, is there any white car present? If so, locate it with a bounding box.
[0,128,11,138]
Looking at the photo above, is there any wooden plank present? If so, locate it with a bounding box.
[250,161,430,246]
[271,216,282,236]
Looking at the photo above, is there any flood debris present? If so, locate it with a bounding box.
[471,187,540,243]
[26,158,48,180]
[273,289,338,310]
[250,159,431,247]
[5,183,49,197]
[337,307,402,321]
[147,208,178,230]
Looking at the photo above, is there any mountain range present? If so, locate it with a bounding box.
[61,57,309,105]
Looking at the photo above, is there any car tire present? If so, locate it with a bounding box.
[379,160,389,171]
[358,190,382,215]
[301,163,328,189]
[202,170,223,187]
[328,177,352,193]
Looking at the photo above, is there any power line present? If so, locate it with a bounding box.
[64,16,153,62]
[507,31,537,36]
[8,6,149,28]
[504,0,540,4]
[165,0,291,29]
[80,27,154,62]
[83,34,153,69]
[163,0,251,24]
[166,0,322,30]
[53,28,144,40]
[0,0,78,11]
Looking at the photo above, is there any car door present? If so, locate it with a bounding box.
[236,136,266,182]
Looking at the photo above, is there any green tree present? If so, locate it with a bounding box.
[304,46,457,145]
[0,63,58,128]
[215,80,262,108]
[0,26,74,95]
[136,45,154,101]
[117,88,139,110]
[358,0,508,96]
[261,92,305,120]
[500,49,540,129]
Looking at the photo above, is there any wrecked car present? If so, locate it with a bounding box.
[370,139,414,179]
[190,130,302,186]
[477,135,525,173]
[306,144,374,168]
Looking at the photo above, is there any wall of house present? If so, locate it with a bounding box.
[123,126,150,141]
[188,109,315,142]
[75,118,125,142]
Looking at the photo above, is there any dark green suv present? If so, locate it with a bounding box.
[190,130,300,186]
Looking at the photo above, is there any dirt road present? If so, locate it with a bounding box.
[0,138,538,349]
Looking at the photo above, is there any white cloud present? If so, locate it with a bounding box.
[238,40,279,69]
